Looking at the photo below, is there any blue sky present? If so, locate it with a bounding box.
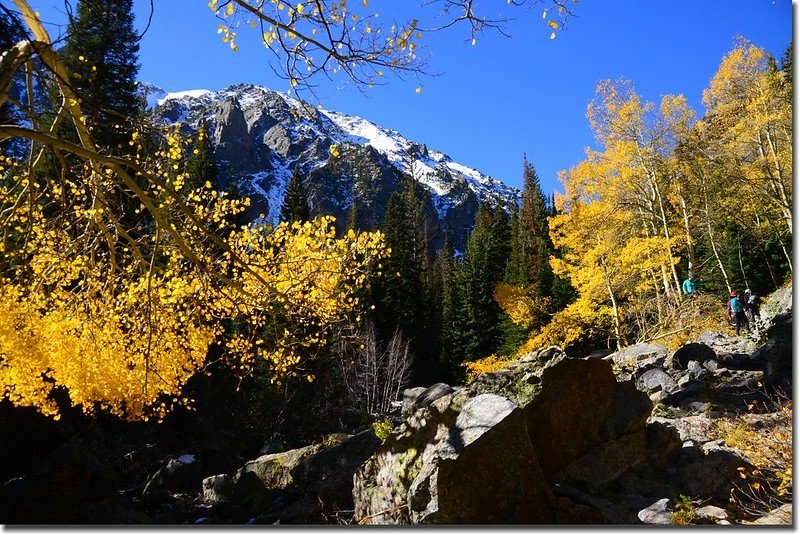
[28,1,793,193]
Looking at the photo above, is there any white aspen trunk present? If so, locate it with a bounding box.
[764,128,793,235]
[601,259,622,351]
[651,177,682,300]
[757,131,793,235]
[677,182,696,275]
[704,197,732,294]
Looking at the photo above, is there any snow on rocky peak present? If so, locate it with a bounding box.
[318,106,520,212]
[148,83,520,234]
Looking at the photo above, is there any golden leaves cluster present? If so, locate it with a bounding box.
[0,129,386,421]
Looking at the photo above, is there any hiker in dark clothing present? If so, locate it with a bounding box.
[743,290,763,333]
[727,291,749,336]
[744,290,762,321]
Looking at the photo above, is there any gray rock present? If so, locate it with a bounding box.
[638,498,672,524]
[232,471,272,511]
[240,444,321,490]
[636,368,676,393]
[746,503,792,525]
[354,393,558,524]
[263,124,293,157]
[291,429,381,511]
[552,483,640,524]
[611,343,668,369]
[609,380,653,436]
[696,505,729,522]
[524,358,617,479]
[648,415,715,443]
[677,447,751,503]
[762,312,792,392]
[212,96,258,175]
[559,429,647,490]
[202,474,235,504]
[402,383,454,417]
[142,454,202,496]
[686,360,706,377]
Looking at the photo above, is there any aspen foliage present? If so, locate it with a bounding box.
[0,4,387,421]
[702,38,793,236]
[513,39,792,354]
[0,132,386,420]
[461,353,515,383]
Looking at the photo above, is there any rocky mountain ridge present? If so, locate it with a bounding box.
[146,83,521,248]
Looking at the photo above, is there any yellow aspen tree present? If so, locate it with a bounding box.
[586,80,687,304]
[0,5,388,421]
[702,38,792,245]
[520,157,677,352]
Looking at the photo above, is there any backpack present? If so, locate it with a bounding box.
[730,297,743,313]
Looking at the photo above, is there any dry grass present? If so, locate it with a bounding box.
[711,396,792,521]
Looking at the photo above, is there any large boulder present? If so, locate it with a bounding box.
[142,454,202,496]
[611,343,668,369]
[401,383,455,417]
[291,429,382,513]
[354,354,655,524]
[762,312,792,392]
[354,393,557,524]
[238,443,321,491]
[675,443,752,504]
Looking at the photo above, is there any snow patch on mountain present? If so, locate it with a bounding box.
[158,89,215,107]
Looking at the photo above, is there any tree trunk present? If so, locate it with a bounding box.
[601,259,622,351]
[677,182,696,276]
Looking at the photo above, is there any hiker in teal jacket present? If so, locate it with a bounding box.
[682,275,703,296]
[726,291,749,335]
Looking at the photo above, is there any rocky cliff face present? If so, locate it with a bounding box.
[147,83,521,249]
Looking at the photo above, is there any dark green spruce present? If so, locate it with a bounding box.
[280,166,311,224]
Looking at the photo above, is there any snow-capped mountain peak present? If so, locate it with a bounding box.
[148,83,520,248]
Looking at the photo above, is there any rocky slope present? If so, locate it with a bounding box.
[146,83,521,249]
[0,286,791,525]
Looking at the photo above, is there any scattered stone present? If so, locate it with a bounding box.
[637,498,672,525]
[696,505,729,522]
[746,503,792,525]
[636,368,676,394]
[611,343,668,369]
[401,383,455,417]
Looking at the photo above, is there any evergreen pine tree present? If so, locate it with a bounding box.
[458,203,503,360]
[436,228,460,373]
[374,190,423,343]
[61,0,141,153]
[505,206,528,286]
[520,155,554,297]
[185,120,217,192]
[280,166,311,223]
[345,199,360,232]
